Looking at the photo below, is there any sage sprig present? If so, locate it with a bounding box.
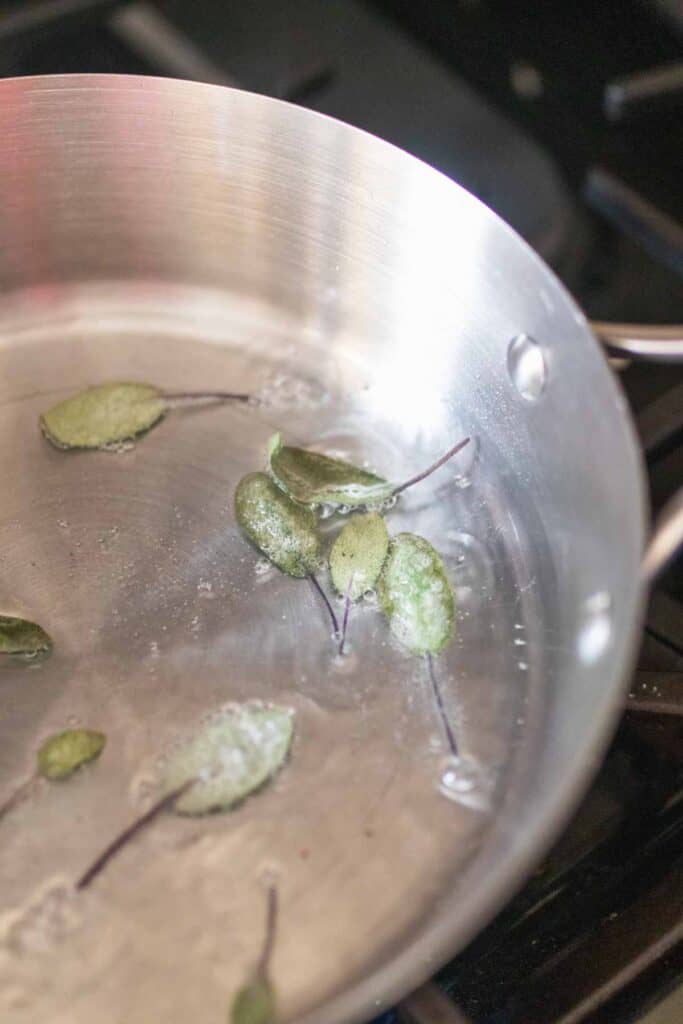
[41,382,252,450]
[0,728,106,825]
[231,886,278,1024]
[378,533,458,755]
[77,703,294,889]
[267,433,470,512]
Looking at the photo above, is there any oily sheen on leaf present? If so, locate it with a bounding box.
[231,976,276,1024]
[235,472,322,577]
[267,433,390,510]
[40,382,167,450]
[378,533,454,655]
[329,512,389,601]
[162,703,294,816]
[37,729,106,781]
[0,616,52,657]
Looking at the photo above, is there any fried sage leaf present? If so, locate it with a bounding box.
[267,432,390,510]
[378,533,454,655]
[76,708,294,888]
[0,616,52,657]
[162,703,294,816]
[37,728,106,781]
[329,512,389,601]
[232,976,276,1024]
[235,472,322,577]
[40,382,167,449]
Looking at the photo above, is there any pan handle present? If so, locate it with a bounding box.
[591,322,683,363]
[641,488,683,587]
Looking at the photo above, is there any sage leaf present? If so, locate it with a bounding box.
[235,472,322,577]
[329,512,389,601]
[76,707,294,889]
[231,886,278,1024]
[40,382,166,449]
[37,729,106,781]
[162,703,294,816]
[267,432,390,510]
[231,976,275,1024]
[378,533,454,655]
[2,729,106,826]
[0,616,52,657]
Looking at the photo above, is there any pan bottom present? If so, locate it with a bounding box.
[0,282,539,1024]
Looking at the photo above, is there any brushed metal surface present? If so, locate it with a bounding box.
[0,76,646,1024]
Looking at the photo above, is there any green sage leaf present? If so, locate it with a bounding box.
[329,512,390,601]
[235,472,322,577]
[231,975,275,1024]
[0,616,52,657]
[162,703,294,816]
[40,382,166,450]
[37,728,106,780]
[267,432,390,510]
[378,533,454,655]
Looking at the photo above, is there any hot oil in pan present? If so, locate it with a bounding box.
[0,285,536,1023]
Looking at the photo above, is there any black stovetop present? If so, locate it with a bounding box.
[0,4,681,1023]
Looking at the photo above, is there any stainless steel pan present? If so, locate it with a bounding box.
[0,75,680,1024]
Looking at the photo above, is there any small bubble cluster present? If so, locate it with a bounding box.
[256,371,327,410]
[438,755,494,812]
[1,880,80,956]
